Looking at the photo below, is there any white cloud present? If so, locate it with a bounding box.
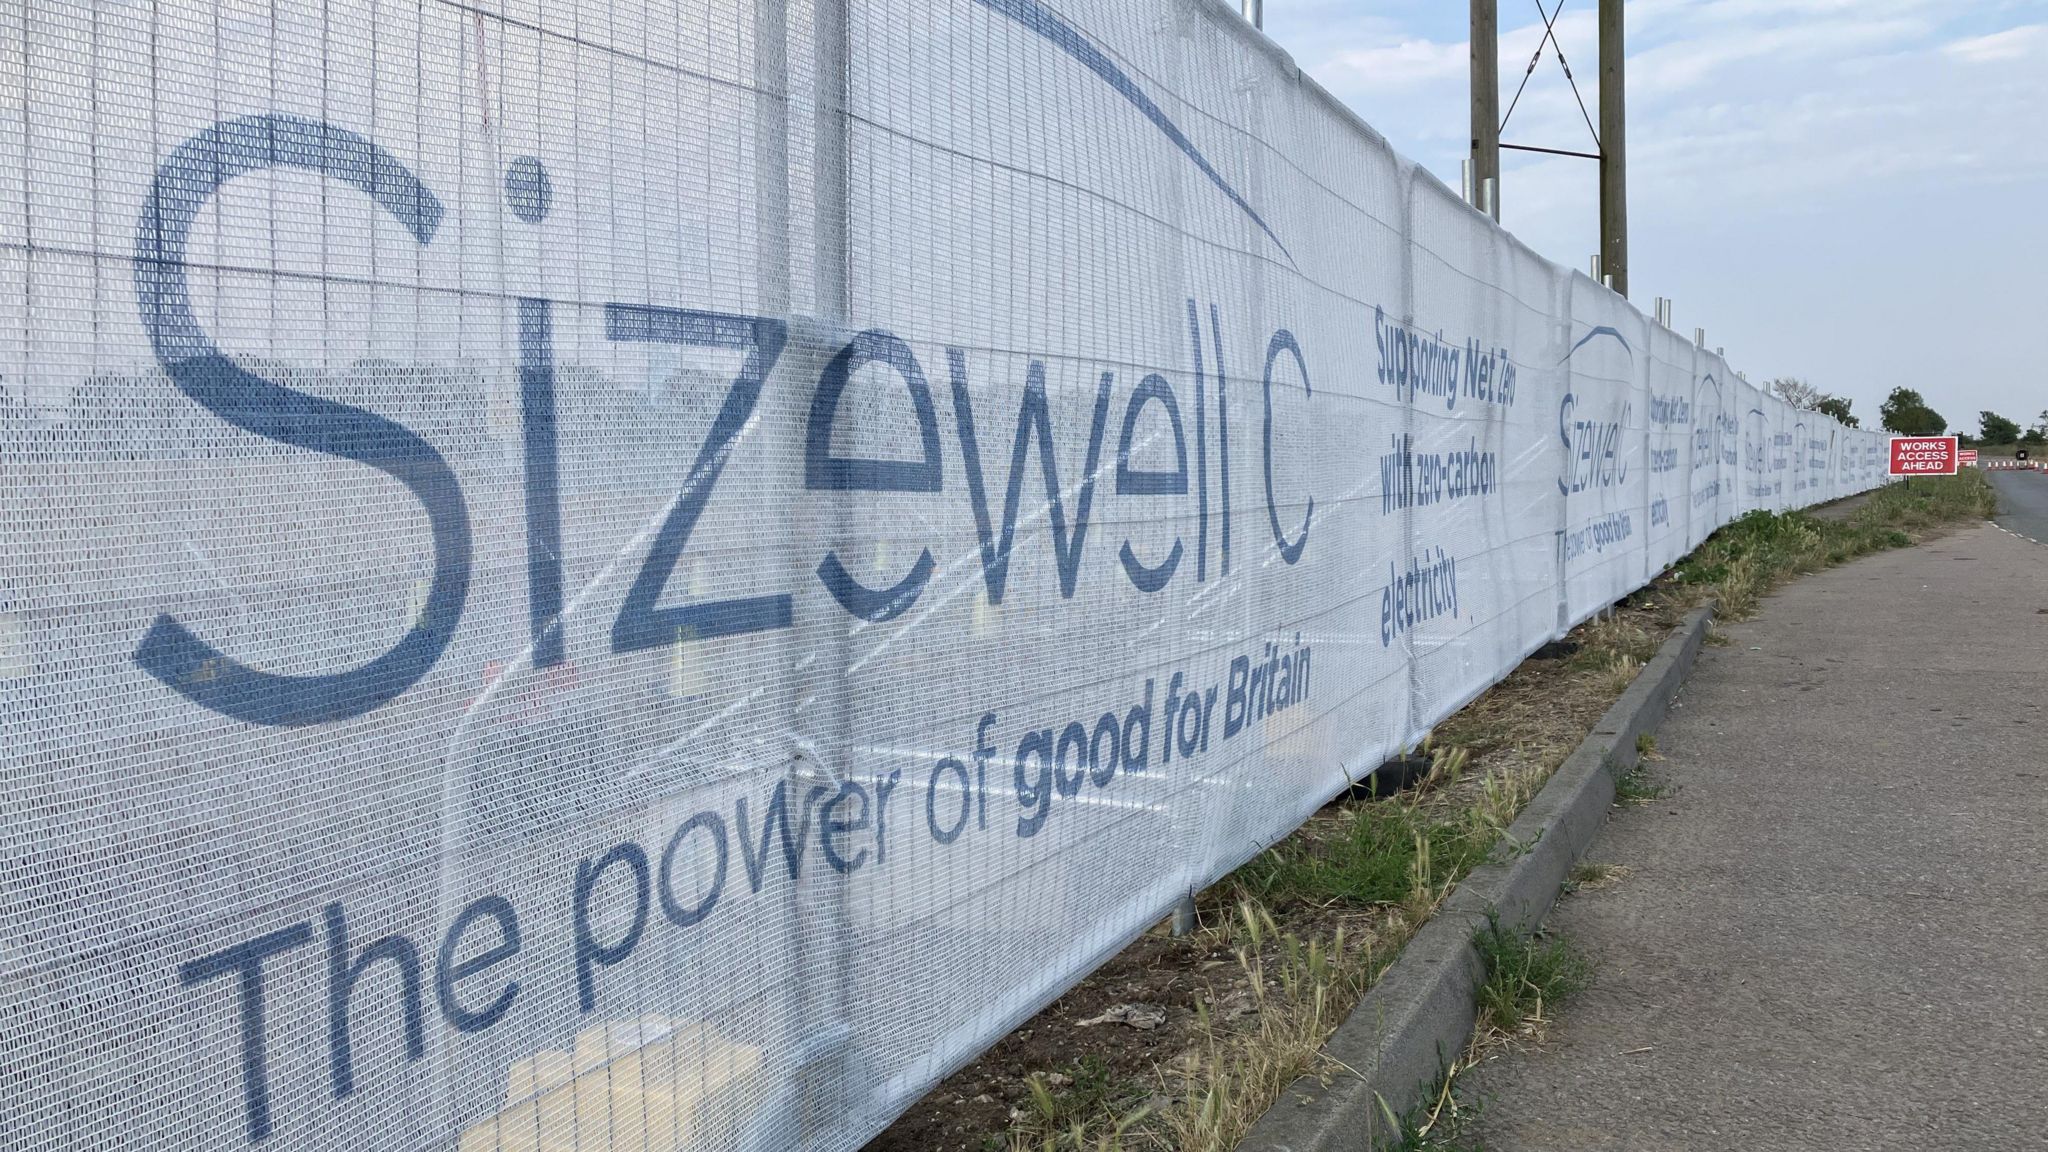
[1625,17,1932,97]
[1323,37,1467,92]
[1944,24,2048,62]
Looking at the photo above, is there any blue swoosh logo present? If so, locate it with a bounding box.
[1560,325,1632,364]
[974,0,1293,264]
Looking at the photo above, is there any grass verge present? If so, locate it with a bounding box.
[1672,473,1993,618]
[866,472,1992,1152]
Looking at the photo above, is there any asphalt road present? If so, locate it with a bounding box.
[1462,524,2048,1151]
[1989,468,2048,542]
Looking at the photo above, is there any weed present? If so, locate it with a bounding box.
[1564,861,1631,892]
[1491,829,1543,862]
[1419,744,1471,793]
[1005,1056,1153,1151]
[1237,792,1492,915]
[1634,733,1659,760]
[1472,766,1543,838]
[1471,915,1592,1042]
[1579,615,1658,663]
[1613,760,1665,804]
[1712,553,1762,618]
[1375,917,1593,1150]
[1596,653,1641,695]
[1376,1059,1490,1151]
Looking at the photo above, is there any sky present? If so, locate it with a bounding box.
[1260,0,2048,437]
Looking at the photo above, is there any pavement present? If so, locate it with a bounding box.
[1459,523,2048,1151]
[1989,468,2048,542]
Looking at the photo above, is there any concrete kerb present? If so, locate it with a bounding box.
[1239,603,1716,1152]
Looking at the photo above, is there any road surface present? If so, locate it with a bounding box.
[1462,524,2048,1151]
[1988,468,2048,542]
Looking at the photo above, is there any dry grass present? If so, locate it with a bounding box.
[1566,861,1632,892]
[1579,614,1660,663]
[1152,906,1375,1152]
[998,903,1398,1152]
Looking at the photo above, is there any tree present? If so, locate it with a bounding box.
[1768,377,1823,409]
[1980,411,2022,445]
[1879,387,1946,436]
[1772,377,1861,428]
[2024,428,2045,447]
[1815,395,1859,428]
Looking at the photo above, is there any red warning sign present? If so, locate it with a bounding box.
[1889,436,1959,476]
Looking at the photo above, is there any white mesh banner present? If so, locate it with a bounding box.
[1,1,1887,1148]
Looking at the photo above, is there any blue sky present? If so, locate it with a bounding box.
[1262,0,2048,435]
